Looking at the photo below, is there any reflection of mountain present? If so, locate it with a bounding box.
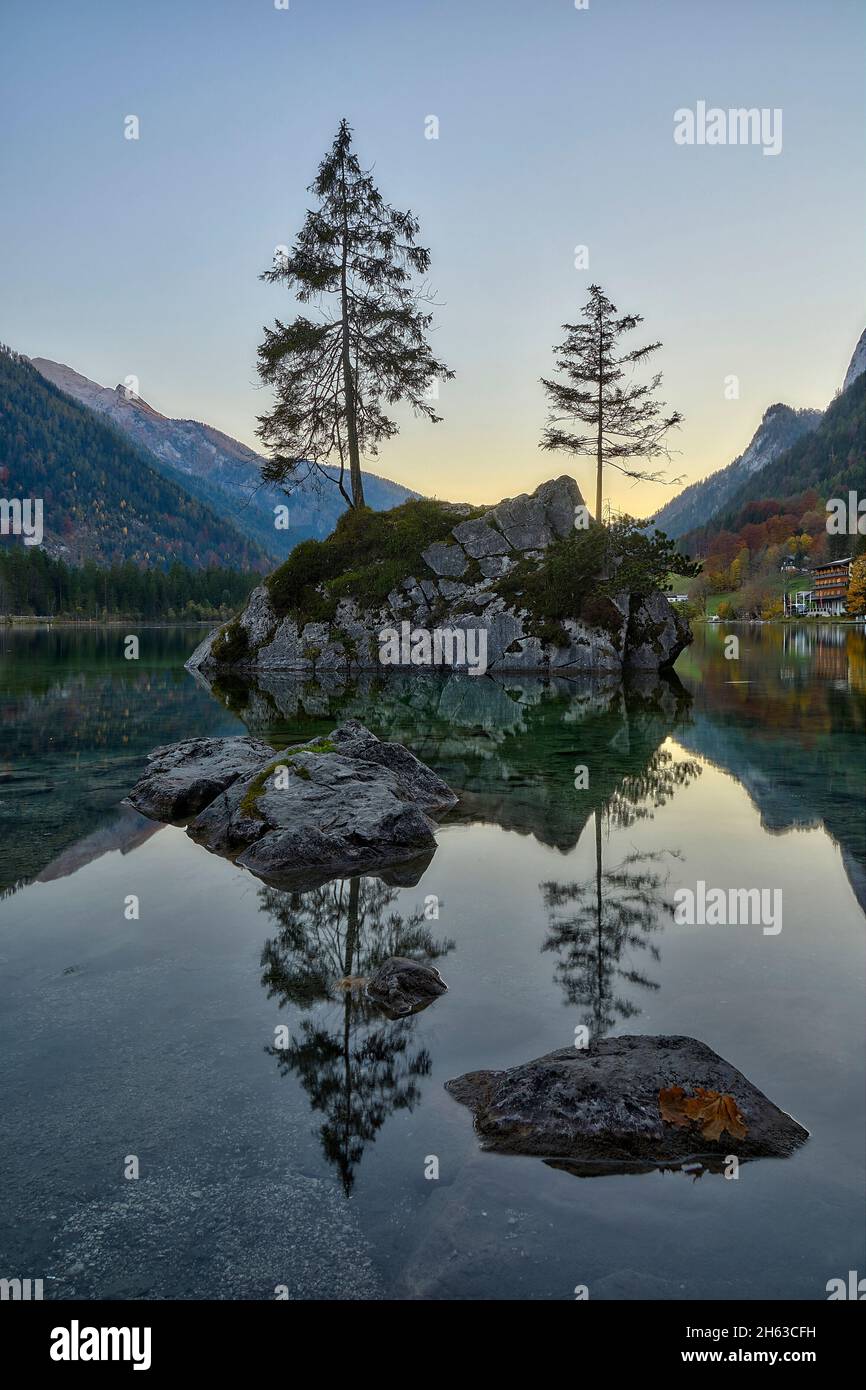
[204,667,694,855]
[36,805,162,883]
[675,626,866,906]
[0,626,237,897]
[259,877,454,1194]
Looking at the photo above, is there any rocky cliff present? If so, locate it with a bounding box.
[188,476,691,678]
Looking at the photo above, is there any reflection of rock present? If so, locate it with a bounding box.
[128,721,457,890]
[196,668,693,857]
[446,1035,808,1171]
[366,956,448,1017]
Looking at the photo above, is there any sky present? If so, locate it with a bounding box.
[1,0,864,516]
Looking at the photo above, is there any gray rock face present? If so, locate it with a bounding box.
[191,476,691,678]
[446,1035,808,1169]
[365,956,448,1016]
[625,591,691,670]
[127,735,277,820]
[128,721,457,888]
[451,517,511,558]
[420,541,469,578]
[489,495,554,551]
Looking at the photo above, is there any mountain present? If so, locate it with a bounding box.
[653,325,865,541]
[651,403,823,539]
[683,372,865,553]
[843,326,866,392]
[0,345,269,570]
[32,358,417,561]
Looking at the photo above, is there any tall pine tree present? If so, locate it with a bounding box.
[257,119,453,509]
[540,284,683,523]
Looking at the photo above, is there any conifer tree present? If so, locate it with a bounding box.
[257,119,453,509]
[540,284,683,523]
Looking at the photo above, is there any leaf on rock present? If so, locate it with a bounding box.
[658,1085,691,1127]
[658,1085,748,1141]
[685,1087,748,1141]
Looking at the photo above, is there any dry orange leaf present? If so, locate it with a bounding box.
[658,1085,691,1127]
[658,1085,748,1141]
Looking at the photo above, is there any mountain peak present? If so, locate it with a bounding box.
[651,401,822,538]
[842,326,866,392]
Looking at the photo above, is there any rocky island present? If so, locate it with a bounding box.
[187,477,692,679]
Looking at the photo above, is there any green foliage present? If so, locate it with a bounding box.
[0,546,257,619]
[495,525,607,627]
[606,519,701,595]
[212,619,250,664]
[0,345,268,571]
[493,520,697,640]
[265,497,483,620]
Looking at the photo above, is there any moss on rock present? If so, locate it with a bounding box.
[212,618,250,665]
[264,497,485,624]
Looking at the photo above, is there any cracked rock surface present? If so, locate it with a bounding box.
[128,720,457,889]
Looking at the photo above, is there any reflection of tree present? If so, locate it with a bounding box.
[541,747,702,1038]
[605,745,702,828]
[260,877,454,1194]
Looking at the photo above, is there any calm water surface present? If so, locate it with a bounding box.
[1,622,864,1300]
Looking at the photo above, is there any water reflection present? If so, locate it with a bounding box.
[259,877,454,1194]
[540,743,702,1036]
[0,624,231,897]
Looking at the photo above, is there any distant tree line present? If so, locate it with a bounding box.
[0,547,257,619]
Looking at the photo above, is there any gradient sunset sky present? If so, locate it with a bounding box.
[2,0,863,515]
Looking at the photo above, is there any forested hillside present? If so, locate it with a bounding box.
[0,547,257,618]
[683,376,865,558]
[0,346,269,570]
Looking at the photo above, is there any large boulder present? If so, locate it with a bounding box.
[445,1035,808,1169]
[127,735,276,820]
[625,590,692,671]
[127,721,457,888]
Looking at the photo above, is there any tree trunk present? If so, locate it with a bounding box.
[339,146,365,509]
[595,313,604,525]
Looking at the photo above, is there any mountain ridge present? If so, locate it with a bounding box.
[651,325,865,540]
[0,346,270,570]
[31,357,417,561]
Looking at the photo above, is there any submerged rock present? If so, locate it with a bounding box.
[445,1035,808,1169]
[366,956,448,1016]
[127,720,457,888]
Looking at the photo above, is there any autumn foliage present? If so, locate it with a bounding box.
[658,1085,748,1142]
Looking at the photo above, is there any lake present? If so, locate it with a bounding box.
[1,621,864,1300]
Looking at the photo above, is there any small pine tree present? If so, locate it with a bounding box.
[257,119,453,509]
[540,284,683,523]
